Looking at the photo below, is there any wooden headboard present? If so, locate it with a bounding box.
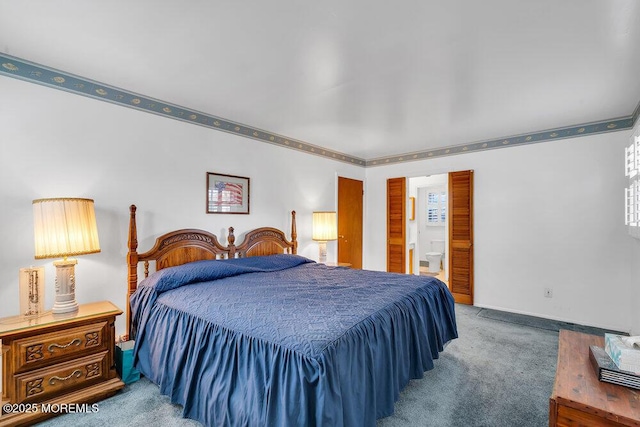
[126,205,297,338]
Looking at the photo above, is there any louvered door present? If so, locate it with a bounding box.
[448,170,474,304]
[387,177,406,273]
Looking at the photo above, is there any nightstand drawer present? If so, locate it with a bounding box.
[13,321,108,373]
[15,351,110,403]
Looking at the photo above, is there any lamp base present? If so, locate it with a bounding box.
[52,259,79,314]
[318,241,328,264]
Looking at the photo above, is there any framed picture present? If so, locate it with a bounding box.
[206,172,250,214]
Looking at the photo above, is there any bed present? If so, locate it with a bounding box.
[126,205,458,426]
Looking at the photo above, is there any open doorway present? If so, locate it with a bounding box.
[408,174,449,286]
[389,170,473,304]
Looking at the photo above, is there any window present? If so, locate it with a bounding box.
[426,188,447,226]
[625,136,640,178]
[626,180,640,228]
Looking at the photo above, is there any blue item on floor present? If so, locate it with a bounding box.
[115,340,140,384]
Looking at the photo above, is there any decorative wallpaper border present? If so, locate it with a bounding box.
[632,99,640,125]
[0,53,366,167]
[365,116,635,167]
[0,52,636,168]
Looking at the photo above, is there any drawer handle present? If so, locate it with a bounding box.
[47,338,82,353]
[49,369,82,385]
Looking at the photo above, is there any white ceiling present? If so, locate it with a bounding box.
[1,0,639,160]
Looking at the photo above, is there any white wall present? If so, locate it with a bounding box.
[0,77,364,335]
[365,131,635,332]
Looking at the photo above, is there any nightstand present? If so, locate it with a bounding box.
[0,301,125,426]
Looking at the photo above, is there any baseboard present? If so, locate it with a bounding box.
[473,303,630,335]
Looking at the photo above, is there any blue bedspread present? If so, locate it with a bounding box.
[130,255,457,427]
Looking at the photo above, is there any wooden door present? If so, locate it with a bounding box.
[337,177,363,269]
[449,170,474,304]
[387,177,406,273]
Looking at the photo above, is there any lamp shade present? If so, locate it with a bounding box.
[33,198,101,259]
[312,211,337,241]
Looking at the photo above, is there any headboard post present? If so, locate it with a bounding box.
[291,211,297,254]
[126,204,139,340]
[227,227,236,258]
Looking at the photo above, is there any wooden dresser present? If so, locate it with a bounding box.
[549,330,640,426]
[0,301,125,426]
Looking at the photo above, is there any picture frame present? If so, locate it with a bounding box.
[206,172,250,214]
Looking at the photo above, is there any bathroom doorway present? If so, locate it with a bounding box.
[390,170,473,304]
[408,174,449,286]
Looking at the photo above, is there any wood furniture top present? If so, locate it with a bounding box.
[0,301,122,339]
[126,205,298,338]
[549,329,640,426]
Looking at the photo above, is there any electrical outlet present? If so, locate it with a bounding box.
[544,288,553,298]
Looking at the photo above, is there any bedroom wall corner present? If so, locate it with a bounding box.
[0,76,364,336]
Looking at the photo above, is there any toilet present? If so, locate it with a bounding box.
[425,240,445,273]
